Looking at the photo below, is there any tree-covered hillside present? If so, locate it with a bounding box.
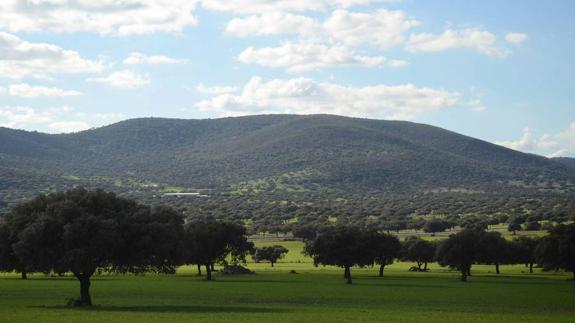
[1,114,574,223]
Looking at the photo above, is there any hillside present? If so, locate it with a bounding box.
[552,157,575,169]
[1,114,574,222]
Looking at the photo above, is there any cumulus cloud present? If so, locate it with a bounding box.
[123,52,189,65]
[505,33,528,44]
[406,28,510,58]
[0,106,55,125]
[0,32,103,79]
[0,0,199,36]
[202,0,386,14]
[196,83,238,94]
[195,76,460,120]
[238,42,407,72]
[87,70,150,89]
[226,12,318,37]
[4,83,82,98]
[496,124,575,157]
[0,106,116,133]
[227,9,419,50]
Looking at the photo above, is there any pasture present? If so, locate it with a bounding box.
[0,240,573,323]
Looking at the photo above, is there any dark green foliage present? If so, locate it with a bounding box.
[511,236,539,273]
[436,229,484,281]
[477,232,510,274]
[0,221,16,274]
[423,219,448,235]
[183,220,253,280]
[292,224,319,240]
[2,115,575,222]
[535,224,575,280]
[401,237,435,271]
[251,245,289,267]
[8,188,184,306]
[373,233,401,277]
[508,223,522,235]
[304,226,376,284]
[524,221,542,231]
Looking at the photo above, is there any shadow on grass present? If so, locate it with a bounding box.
[36,304,289,314]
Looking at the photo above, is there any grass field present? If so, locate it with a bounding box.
[0,240,573,323]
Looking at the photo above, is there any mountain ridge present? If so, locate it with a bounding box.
[1,114,574,213]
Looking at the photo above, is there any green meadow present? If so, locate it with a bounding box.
[0,240,573,323]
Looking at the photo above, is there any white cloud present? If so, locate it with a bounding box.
[226,9,419,50]
[468,99,486,112]
[123,52,189,65]
[195,76,460,120]
[0,32,103,79]
[323,9,419,50]
[505,33,528,44]
[406,28,510,58]
[496,124,575,157]
[48,121,91,133]
[196,83,238,94]
[5,83,82,98]
[202,0,386,14]
[0,106,54,125]
[0,106,113,133]
[226,12,318,37]
[0,0,199,36]
[238,42,407,72]
[87,70,150,89]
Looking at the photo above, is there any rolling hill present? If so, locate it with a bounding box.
[1,114,574,219]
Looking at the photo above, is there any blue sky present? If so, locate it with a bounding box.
[0,0,574,157]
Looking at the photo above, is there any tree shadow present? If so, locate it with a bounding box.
[36,304,289,314]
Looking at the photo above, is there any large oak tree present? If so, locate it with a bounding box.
[304,226,375,284]
[10,189,184,306]
[183,219,253,281]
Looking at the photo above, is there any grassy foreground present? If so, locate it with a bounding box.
[0,241,573,323]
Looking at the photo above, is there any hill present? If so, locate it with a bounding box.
[1,114,574,224]
[552,157,575,169]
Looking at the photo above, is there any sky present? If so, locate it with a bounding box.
[0,0,574,157]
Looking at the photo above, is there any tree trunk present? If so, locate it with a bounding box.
[529,263,533,273]
[197,264,202,276]
[495,263,500,274]
[424,262,428,271]
[417,262,422,270]
[73,270,95,306]
[460,269,468,282]
[21,271,27,280]
[79,276,92,306]
[205,263,212,281]
[344,266,352,284]
[467,267,472,277]
[379,264,385,277]
[271,261,274,267]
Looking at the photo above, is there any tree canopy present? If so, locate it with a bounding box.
[401,237,435,271]
[535,224,575,280]
[8,189,184,306]
[183,219,253,280]
[251,245,289,267]
[304,226,376,284]
[436,229,484,281]
[373,233,401,277]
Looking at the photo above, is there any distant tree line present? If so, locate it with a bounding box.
[298,224,574,283]
[0,189,574,307]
